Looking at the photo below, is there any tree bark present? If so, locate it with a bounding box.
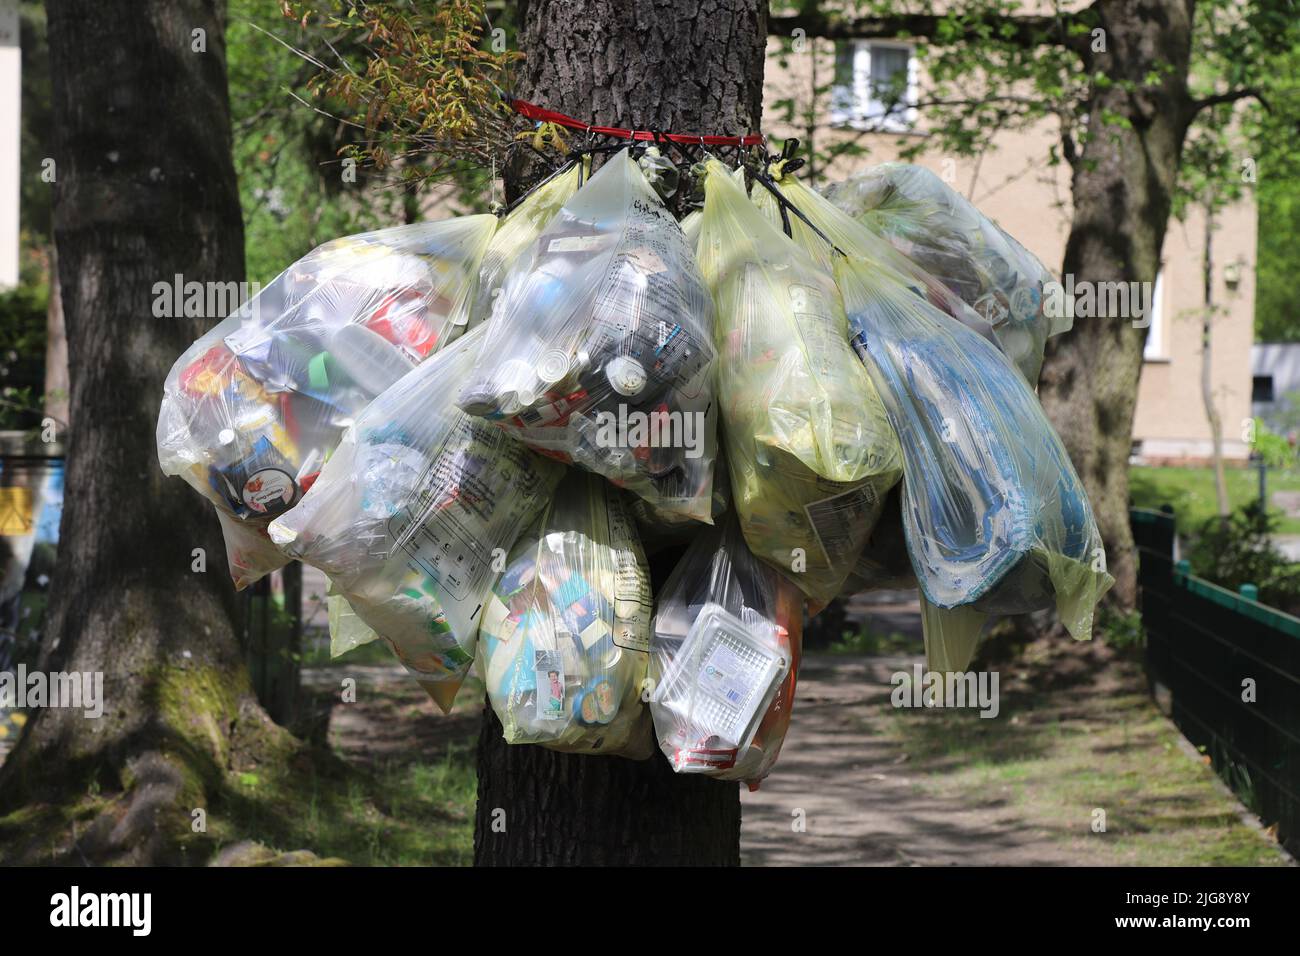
[474,0,766,866]
[1201,201,1230,520]
[0,0,279,865]
[43,245,69,431]
[1037,0,1197,610]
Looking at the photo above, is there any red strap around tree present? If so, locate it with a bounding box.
[509,98,766,148]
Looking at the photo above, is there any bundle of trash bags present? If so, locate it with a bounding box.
[156,145,1113,787]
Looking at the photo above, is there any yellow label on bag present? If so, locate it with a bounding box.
[0,487,34,535]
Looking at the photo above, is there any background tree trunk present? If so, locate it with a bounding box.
[473,0,767,866]
[1037,0,1196,611]
[42,244,68,430]
[0,0,281,865]
[1201,201,1230,520]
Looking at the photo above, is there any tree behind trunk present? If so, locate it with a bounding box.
[1037,0,1197,610]
[0,0,276,865]
[473,0,767,866]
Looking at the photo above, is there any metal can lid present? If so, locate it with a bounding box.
[605,356,647,396]
[536,349,571,384]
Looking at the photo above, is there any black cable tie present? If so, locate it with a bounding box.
[750,169,845,257]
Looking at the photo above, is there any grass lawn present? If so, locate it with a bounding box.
[1129,464,1300,535]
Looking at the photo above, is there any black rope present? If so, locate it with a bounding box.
[498,156,579,217]
[748,167,845,257]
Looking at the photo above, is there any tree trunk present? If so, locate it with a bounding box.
[1037,0,1196,611]
[43,244,69,431]
[1201,201,1230,520]
[474,0,766,866]
[0,0,281,865]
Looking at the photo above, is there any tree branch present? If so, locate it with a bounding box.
[1190,87,1270,115]
[768,10,1091,53]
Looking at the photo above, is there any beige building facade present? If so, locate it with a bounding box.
[763,35,1256,463]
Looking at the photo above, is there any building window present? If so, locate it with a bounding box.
[830,41,917,131]
[1143,271,1166,360]
[1252,375,1275,403]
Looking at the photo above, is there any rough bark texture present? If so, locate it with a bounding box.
[43,245,69,429]
[474,0,766,866]
[0,0,277,864]
[1037,0,1196,611]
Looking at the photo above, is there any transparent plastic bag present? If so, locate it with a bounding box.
[649,518,803,788]
[837,485,917,597]
[466,162,585,330]
[157,214,497,589]
[457,149,718,523]
[825,163,1065,385]
[327,592,379,658]
[630,454,730,554]
[835,256,1113,670]
[478,471,653,756]
[269,328,565,710]
[695,158,902,603]
[750,165,1033,386]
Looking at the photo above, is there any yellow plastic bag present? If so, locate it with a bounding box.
[834,255,1113,671]
[462,161,585,330]
[648,518,805,787]
[750,165,1044,388]
[694,159,901,603]
[478,471,653,756]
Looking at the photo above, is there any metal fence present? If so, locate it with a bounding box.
[242,563,302,726]
[1134,507,1300,849]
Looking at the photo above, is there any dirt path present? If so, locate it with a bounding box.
[740,653,1084,865]
[741,644,1291,867]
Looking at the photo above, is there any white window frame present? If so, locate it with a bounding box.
[829,40,918,132]
[1143,271,1167,360]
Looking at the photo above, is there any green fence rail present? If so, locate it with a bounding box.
[1133,507,1300,850]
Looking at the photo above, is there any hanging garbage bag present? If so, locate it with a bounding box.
[825,163,1065,385]
[694,158,902,604]
[630,454,730,555]
[478,471,654,756]
[268,327,565,711]
[749,164,1036,386]
[466,161,585,330]
[834,255,1113,670]
[649,518,803,788]
[157,214,497,589]
[327,592,380,659]
[837,485,917,597]
[457,149,718,523]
